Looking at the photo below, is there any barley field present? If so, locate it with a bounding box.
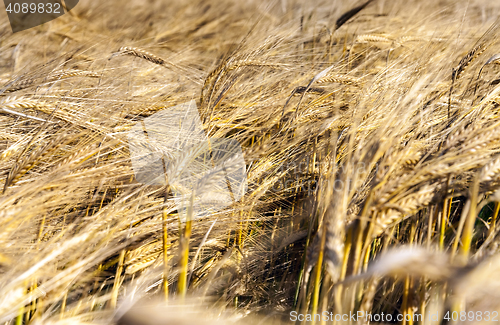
[1,0,500,324]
